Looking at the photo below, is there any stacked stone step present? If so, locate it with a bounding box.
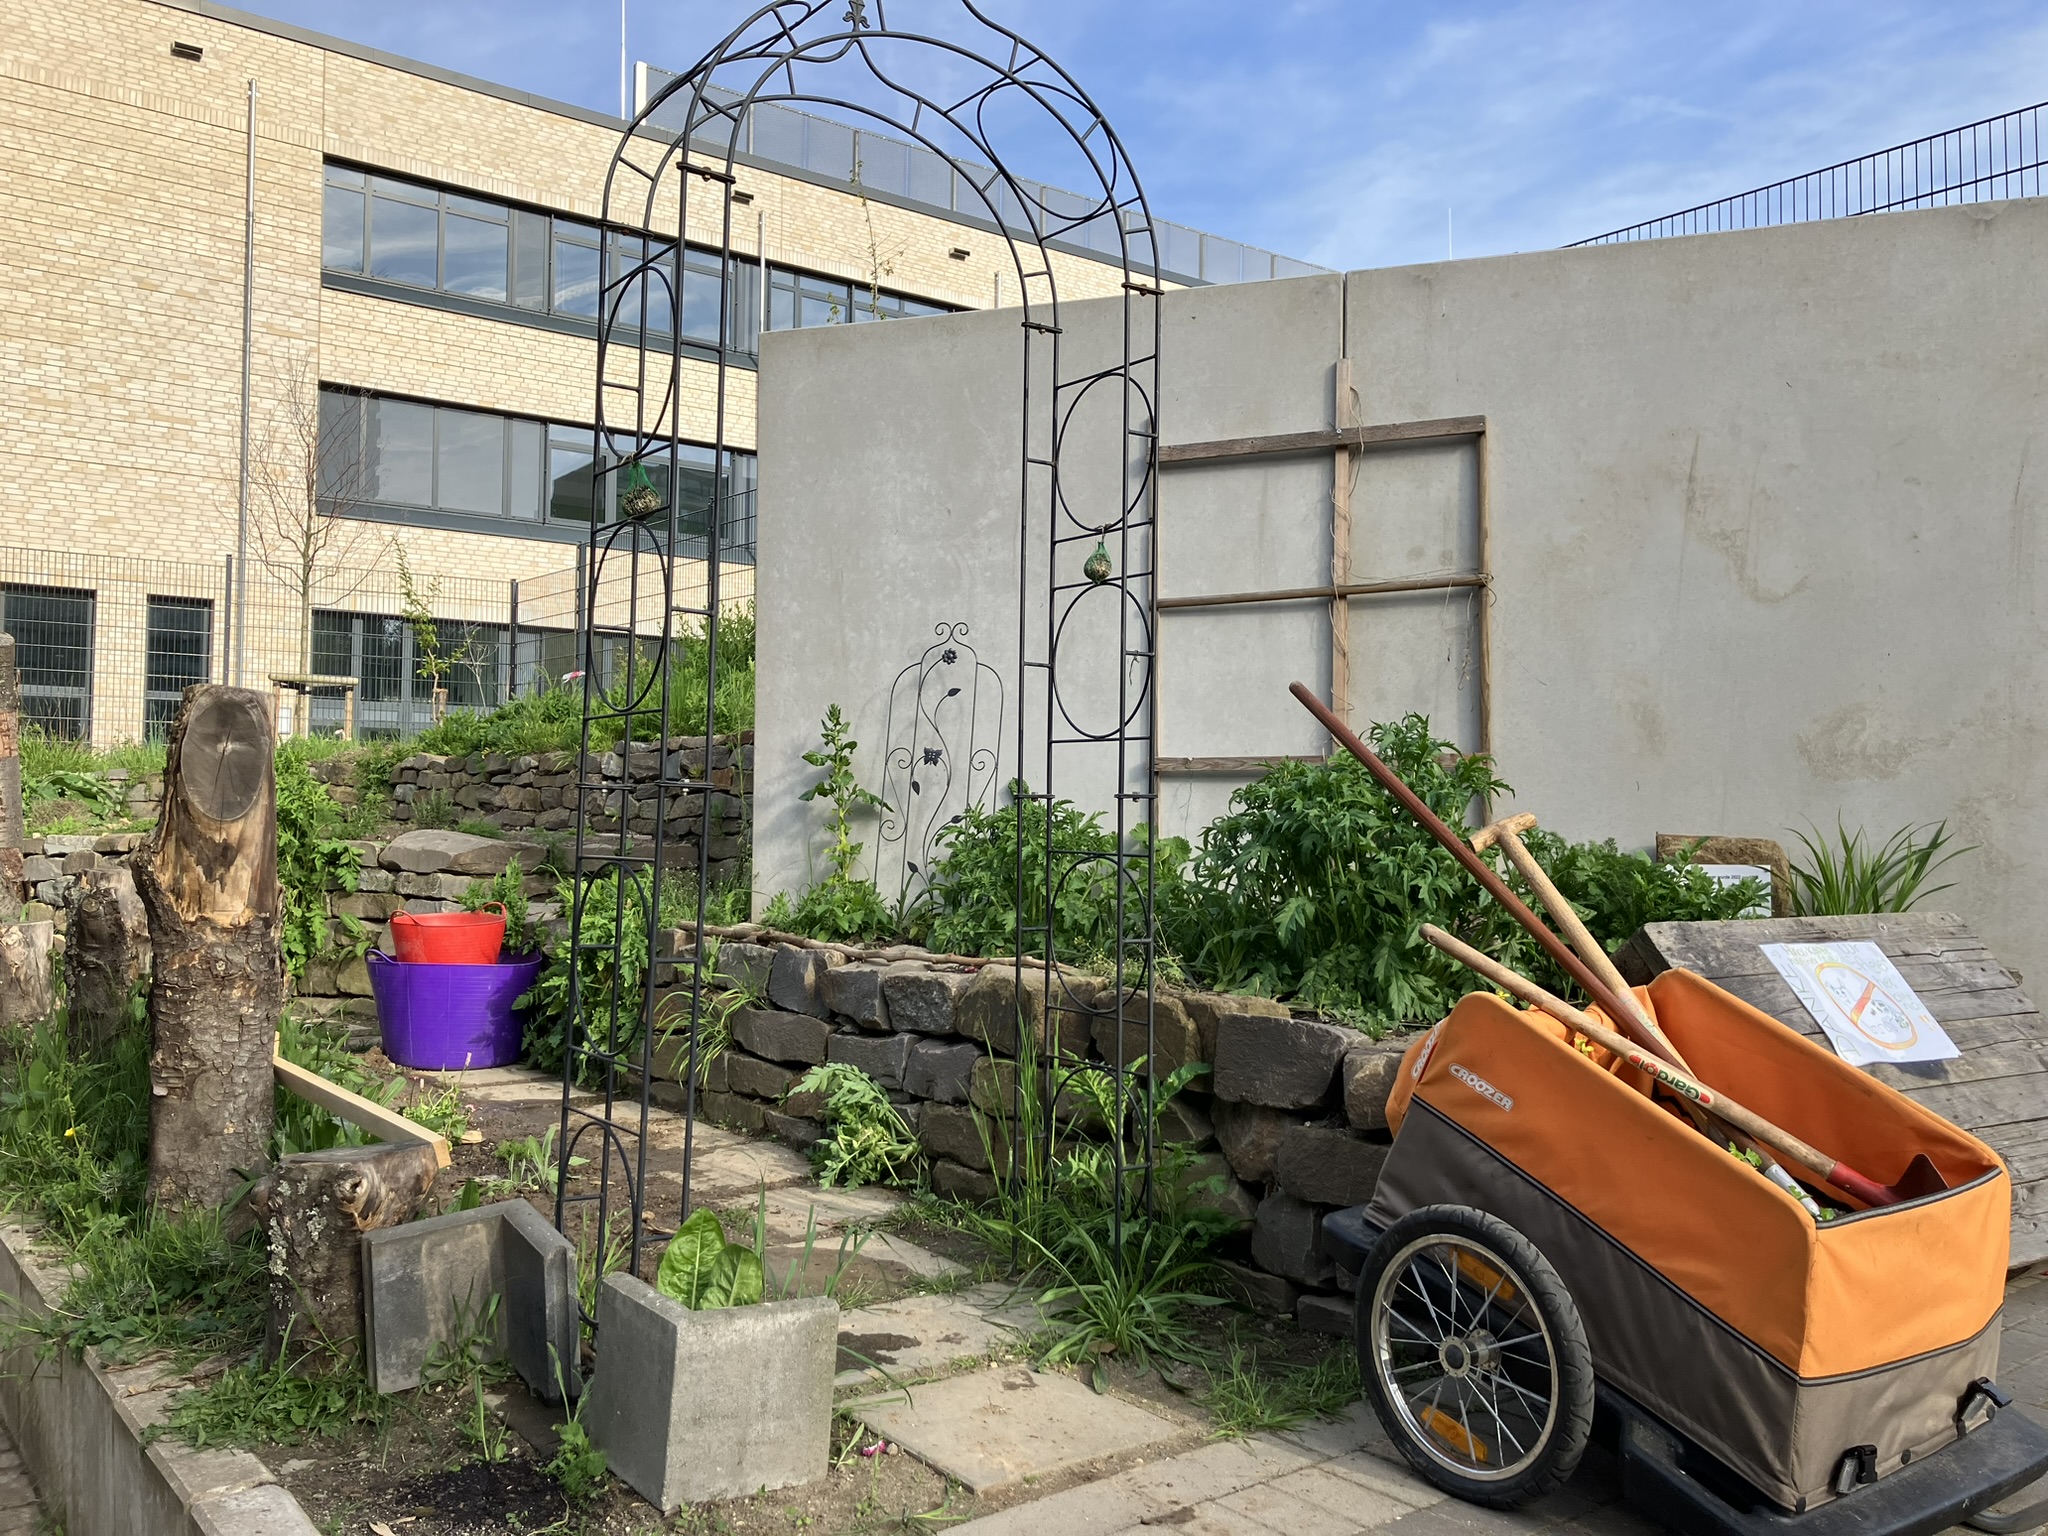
[632,934,1409,1312]
[380,733,752,886]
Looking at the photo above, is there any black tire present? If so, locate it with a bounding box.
[1354,1204,1594,1509]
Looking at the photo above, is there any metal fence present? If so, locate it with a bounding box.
[642,69,1328,287]
[1574,101,2048,246]
[0,544,757,746]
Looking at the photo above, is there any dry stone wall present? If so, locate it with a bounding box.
[644,936,1408,1334]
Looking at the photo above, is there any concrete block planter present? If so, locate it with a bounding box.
[581,1276,837,1512]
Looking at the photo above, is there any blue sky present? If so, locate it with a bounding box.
[239,0,2048,270]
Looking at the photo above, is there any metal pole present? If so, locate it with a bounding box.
[507,578,520,702]
[233,79,256,688]
[221,555,234,683]
[619,0,628,118]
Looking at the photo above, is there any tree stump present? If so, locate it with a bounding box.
[247,1141,440,1364]
[133,685,286,1211]
[0,636,24,909]
[65,866,150,1055]
[0,920,54,1024]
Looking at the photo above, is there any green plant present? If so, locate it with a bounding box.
[462,858,545,956]
[1520,831,1769,950]
[787,1064,922,1189]
[548,1414,610,1503]
[523,865,696,1074]
[1157,716,1508,1024]
[394,540,484,714]
[273,745,362,980]
[1200,1341,1361,1436]
[18,725,130,821]
[273,1011,468,1156]
[923,783,1181,964]
[495,1127,584,1197]
[1024,1214,1224,1382]
[410,788,457,830]
[1787,820,1972,916]
[455,817,504,840]
[766,705,895,943]
[160,1338,390,1448]
[655,1207,764,1309]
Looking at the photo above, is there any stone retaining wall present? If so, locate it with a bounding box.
[648,938,1407,1332]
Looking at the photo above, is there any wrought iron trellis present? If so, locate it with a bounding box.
[876,621,1003,911]
[555,0,1165,1306]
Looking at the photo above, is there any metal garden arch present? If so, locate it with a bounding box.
[555,0,1166,1299]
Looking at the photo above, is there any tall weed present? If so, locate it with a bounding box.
[1788,820,1971,916]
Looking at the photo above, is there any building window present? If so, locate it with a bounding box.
[311,610,506,738]
[322,162,945,353]
[318,387,758,560]
[1,585,95,740]
[144,597,213,737]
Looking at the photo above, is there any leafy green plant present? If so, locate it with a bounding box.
[1200,1341,1361,1436]
[523,866,695,1074]
[1024,1215,1224,1382]
[656,1208,764,1309]
[495,1127,584,1197]
[410,788,457,830]
[923,783,1181,964]
[1157,716,1508,1024]
[787,1064,922,1188]
[1522,831,1769,948]
[462,858,545,956]
[1787,820,1972,916]
[545,1347,610,1502]
[160,1338,390,1448]
[273,745,362,980]
[765,706,895,942]
[273,1011,467,1156]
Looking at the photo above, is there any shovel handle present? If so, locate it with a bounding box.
[1419,924,1895,1209]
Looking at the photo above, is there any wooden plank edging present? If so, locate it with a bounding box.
[272,1056,452,1169]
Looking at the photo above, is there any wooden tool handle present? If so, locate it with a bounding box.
[1419,924,1888,1208]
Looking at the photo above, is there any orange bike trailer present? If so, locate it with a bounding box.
[1322,968,2048,1536]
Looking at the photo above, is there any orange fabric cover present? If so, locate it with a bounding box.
[1408,968,2007,1379]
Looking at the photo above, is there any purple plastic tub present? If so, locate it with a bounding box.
[367,949,545,1070]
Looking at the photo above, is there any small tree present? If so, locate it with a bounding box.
[393,540,480,724]
[248,348,380,677]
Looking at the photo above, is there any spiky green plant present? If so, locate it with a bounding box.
[1787,820,1972,916]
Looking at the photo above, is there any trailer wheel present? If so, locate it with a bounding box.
[1356,1204,1594,1508]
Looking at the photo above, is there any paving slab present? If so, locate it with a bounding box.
[853,1365,1181,1493]
[835,1284,1043,1385]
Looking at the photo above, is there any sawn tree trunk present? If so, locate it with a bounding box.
[134,685,285,1211]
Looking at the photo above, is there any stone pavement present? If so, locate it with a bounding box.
[0,1413,43,1534]
[947,1264,2048,1536]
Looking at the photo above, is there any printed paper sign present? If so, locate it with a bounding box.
[1759,941,1958,1067]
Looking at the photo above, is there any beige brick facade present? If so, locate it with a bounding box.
[0,0,1157,742]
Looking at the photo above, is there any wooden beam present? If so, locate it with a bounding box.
[272,1055,452,1169]
[1157,755,1327,776]
[1159,573,1487,612]
[1159,415,1486,467]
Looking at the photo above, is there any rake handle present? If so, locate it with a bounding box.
[1288,683,1650,1042]
[1417,925,1894,1208]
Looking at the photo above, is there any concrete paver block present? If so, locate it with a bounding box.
[834,1285,1042,1385]
[581,1276,836,1512]
[852,1366,1180,1492]
[361,1200,579,1401]
[190,1483,324,1535]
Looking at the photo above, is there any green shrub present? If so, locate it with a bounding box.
[1521,831,1769,951]
[761,704,895,943]
[1788,820,1971,916]
[787,1063,921,1188]
[1156,715,1510,1025]
[273,747,362,980]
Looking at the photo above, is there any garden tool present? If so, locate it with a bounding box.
[1288,680,1927,1209]
[1420,924,1946,1210]
[1470,811,1827,1215]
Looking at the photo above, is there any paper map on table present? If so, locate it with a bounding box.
[1759,940,1959,1066]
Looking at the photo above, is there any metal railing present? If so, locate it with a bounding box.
[642,68,1327,287]
[0,545,752,746]
[1574,101,2047,246]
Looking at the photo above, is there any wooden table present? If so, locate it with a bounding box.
[1616,912,2048,1265]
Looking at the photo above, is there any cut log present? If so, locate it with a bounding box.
[247,1141,440,1364]
[0,920,54,1024]
[65,866,150,1055]
[134,685,286,1212]
[0,636,24,908]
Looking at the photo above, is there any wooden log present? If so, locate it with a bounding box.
[134,685,286,1212]
[0,920,54,1024]
[247,1141,440,1364]
[65,866,150,1055]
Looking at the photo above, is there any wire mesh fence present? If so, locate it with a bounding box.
[0,543,756,746]
[1574,100,2048,246]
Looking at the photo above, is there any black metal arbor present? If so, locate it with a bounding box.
[555,0,1165,1295]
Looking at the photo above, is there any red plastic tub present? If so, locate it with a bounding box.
[389,903,507,965]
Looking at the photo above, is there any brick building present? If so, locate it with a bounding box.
[0,0,1313,743]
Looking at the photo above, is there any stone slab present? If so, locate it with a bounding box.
[361,1200,579,1401]
[881,963,973,1034]
[581,1277,836,1512]
[834,1285,1043,1385]
[852,1366,1180,1493]
[905,1038,981,1103]
[1214,1013,1351,1108]
[733,1007,832,1064]
[1275,1125,1389,1208]
[828,1029,914,1089]
[769,946,842,1017]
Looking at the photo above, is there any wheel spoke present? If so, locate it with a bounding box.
[1400,1264,1455,1340]
[1490,1330,1545,1352]
[1382,1305,1438,1344]
[1474,1371,1529,1462]
[1484,1367,1553,1410]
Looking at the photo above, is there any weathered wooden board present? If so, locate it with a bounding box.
[1615,912,2048,1265]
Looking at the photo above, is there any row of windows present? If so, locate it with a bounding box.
[317,387,758,556]
[322,163,952,351]
[1,587,214,739]
[0,585,571,742]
